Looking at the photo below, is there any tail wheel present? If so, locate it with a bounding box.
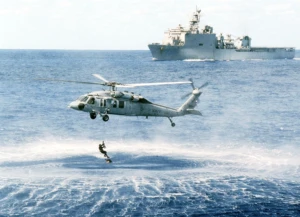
[102,115,109,122]
[90,112,97,119]
[168,117,175,127]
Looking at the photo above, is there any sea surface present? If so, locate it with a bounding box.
[0,50,300,216]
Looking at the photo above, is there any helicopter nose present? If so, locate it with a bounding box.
[69,101,82,110]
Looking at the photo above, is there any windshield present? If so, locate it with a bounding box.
[77,95,88,102]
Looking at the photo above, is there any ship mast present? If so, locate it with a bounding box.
[189,7,201,33]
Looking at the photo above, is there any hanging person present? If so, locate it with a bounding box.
[99,141,109,158]
[98,141,112,163]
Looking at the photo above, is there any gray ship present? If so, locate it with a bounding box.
[148,8,295,61]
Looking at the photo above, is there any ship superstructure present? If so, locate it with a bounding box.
[148,8,295,60]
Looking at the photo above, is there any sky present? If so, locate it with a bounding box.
[1,0,299,50]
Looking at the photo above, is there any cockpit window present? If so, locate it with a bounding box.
[77,96,88,102]
[77,96,84,101]
[81,96,88,102]
[88,97,95,104]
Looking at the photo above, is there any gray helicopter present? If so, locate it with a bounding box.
[43,74,207,127]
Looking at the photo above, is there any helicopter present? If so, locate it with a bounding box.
[40,74,207,127]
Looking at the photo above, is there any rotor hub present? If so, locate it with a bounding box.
[192,89,201,95]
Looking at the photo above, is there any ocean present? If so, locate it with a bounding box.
[0,50,299,216]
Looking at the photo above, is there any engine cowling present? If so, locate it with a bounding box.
[111,91,141,102]
[111,91,124,98]
[122,92,141,101]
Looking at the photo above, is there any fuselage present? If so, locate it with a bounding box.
[69,91,182,117]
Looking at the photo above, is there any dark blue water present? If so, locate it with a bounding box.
[0,50,300,216]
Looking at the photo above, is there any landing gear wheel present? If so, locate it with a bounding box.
[168,117,176,127]
[102,115,109,122]
[90,112,97,119]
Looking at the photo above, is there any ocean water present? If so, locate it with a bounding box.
[0,50,300,216]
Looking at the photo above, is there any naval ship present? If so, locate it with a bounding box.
[148,8,295,61]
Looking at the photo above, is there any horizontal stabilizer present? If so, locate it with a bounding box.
[186,109,202,116]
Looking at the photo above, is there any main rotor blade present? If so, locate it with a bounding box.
[92,74,109,83]
[36,78,105,86]
[125,81,192,87]
[199,82,209,89]
[37,76,193,89]
[115,84,135,88]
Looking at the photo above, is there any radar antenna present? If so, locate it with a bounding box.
[189,6,201,33]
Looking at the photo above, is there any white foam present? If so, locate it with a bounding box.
[0,139,96,162]
[1,138,298,167]
[0,138,299,181]
[183,59,214,62]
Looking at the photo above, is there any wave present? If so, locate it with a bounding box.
[1,174,299,217]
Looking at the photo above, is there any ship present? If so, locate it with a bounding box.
[148,8,295,61]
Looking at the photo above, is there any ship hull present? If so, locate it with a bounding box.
[148,44,295,61]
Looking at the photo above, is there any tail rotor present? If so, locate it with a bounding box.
[181,79,208,99]
[189,78,195,90]
[198,81,209,90]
